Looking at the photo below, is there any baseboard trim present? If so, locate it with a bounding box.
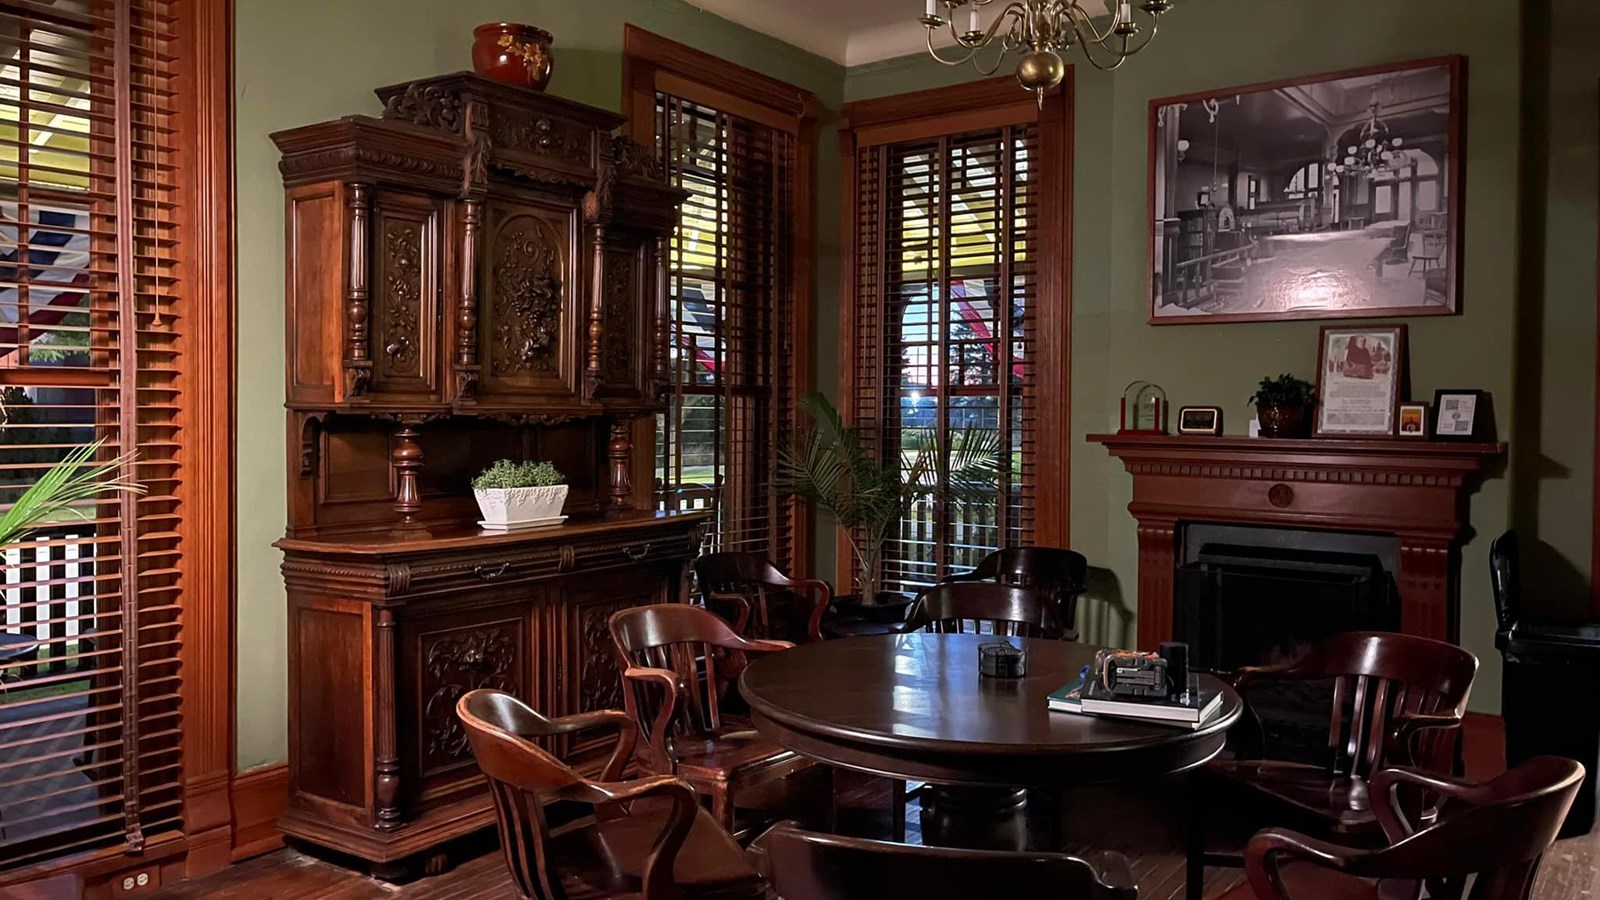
[231,763,289,862]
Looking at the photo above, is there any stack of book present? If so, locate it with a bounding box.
[1048,671,1223,730]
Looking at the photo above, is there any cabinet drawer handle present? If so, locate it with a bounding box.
[474,561,509,581]
[622,544,651,562]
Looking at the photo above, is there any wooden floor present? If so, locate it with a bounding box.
[154,770,1600,900]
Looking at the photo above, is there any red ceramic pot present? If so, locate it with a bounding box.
[471,23,554,91]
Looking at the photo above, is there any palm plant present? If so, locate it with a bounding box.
[0,439,145,548]
[779,392,1003,604]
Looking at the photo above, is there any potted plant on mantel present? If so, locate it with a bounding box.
[1248,374,1316,438]
[779,393,1002,622]
[472,459,568,531]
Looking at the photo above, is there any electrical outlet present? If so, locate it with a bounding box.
[111,866,160,895]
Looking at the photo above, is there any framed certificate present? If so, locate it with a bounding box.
[1432,389,1486,441]
[1314,325,1407,437]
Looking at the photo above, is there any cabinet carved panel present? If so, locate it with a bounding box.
[490,108,590,166]
[416,618,523,776]
[382,222,423,376]
[601,249,635,385]
[490,216,565,378]
[368,191,441,398]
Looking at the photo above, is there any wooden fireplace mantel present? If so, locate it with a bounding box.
[1088,433,1505,650]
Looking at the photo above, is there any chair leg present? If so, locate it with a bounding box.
[712,784,734,834]
[1187,774,1208,900]
[891,779,907,843]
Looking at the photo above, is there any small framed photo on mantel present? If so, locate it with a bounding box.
[1314,324,1407,437]
[1397,402,1430,438]
[1432,389,1486,441]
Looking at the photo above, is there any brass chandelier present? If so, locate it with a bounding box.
[920,0,1175,105]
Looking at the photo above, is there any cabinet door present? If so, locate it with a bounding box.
[400,598,533,806]
[368,189,446,403]
[556,570,668,761]
[475,195,584,409]
[588,238,653,409]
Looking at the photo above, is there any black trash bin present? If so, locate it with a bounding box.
[1493,531,1600,837]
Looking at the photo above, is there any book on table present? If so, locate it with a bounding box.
[1047,673,1223,730]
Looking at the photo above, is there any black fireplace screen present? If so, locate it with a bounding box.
[1176,542,1398,763]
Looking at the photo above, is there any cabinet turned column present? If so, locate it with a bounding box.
[391,425,425,524]
[455,198,482,401]
[374,605,402,830]
[345,183,374,399]
[608,419,633,510]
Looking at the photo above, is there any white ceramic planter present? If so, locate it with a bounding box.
[474,484,569,530]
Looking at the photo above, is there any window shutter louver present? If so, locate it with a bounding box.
[653,92,799,574]
[0,0,183,868]
[849,119,1046,595]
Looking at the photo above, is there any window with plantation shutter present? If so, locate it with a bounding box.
[841,78,1072,597]
[0,0,192,870]
[624,28,818,577]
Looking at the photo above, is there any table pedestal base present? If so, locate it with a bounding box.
[920,785,1029,850]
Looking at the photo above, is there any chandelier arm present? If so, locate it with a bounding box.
[924,27,985,67]
[1062,4,1114,44]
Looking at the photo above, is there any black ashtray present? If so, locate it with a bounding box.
[978,639,1026,679]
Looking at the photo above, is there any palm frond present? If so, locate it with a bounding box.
[0,440,145,548]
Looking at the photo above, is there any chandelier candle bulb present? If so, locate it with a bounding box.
[969,6,980,33]
[926,0,935,16]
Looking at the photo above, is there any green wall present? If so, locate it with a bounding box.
[848,0,1597,714]
[235,0,1595,767]
[234,0,844,769]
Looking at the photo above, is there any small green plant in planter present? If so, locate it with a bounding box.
[472,459,568,531]
[1248,374,1316,438]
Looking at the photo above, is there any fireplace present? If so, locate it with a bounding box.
[1088,433,1503,650]
[1174,526,1401,763]
[1175,524,1399,673]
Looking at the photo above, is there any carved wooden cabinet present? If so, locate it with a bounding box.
[271,73,696,876]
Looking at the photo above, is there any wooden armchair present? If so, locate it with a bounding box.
[940,547,1087,638]
[752,821,1139,900]
[905,582,1063,639]
[456,689,763,900]
[693,551,832,644]
[609,603,828,834]
[1220,756,1583,900]
[1189,631,1478,900]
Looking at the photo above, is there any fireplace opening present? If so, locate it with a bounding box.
[1174,526,1399,763]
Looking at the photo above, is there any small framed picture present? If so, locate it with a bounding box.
[1178,406,1223,435]
[1432,390,1485,441]
[1315,324,1407,437]
[1397,402,1430,439]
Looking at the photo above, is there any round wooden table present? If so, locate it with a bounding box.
[740,632,1242,849]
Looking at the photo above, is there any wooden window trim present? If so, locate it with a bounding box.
[0,0,235,886]
[837,75,1074,592]
[622,26,818,577]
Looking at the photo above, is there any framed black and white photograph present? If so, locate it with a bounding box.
[1432,390,1485,441]
[1149,56,1464,324]
[1177,406,1223,435]
[1315,324,1407,437]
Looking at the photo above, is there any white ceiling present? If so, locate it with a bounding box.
[680,0,1109,68]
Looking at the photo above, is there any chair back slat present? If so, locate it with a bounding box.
[457,691,591,900]
[1285,632,1476,778]
[611,605,766,750]
[906,583,1062,640]
[753,822,1138,900]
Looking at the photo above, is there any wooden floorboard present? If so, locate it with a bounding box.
[158,771,1599,899]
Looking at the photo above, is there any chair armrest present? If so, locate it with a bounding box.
[1388,711,1462,746]
[1370,763,1489,840]
[536,709,638,782]
[784,578,832,644]
[554,775,700,900]
[622,666,690,771]
[742,638,794,653]
[706,591,754,636]
[1244,827,1373,898]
